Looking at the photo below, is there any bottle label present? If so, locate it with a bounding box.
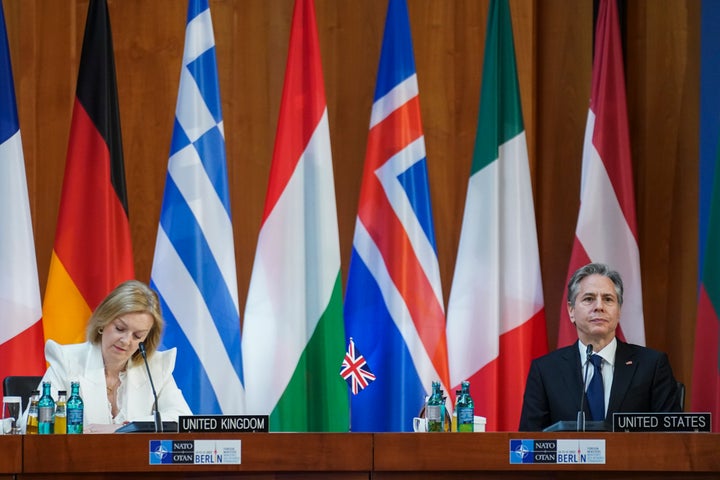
[67,408,83,425]
[458,407,474,424]
[426,405,441,421]
[426,405,444,432]
[38,406,54,423]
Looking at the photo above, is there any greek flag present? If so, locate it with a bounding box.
[150,0,243,414]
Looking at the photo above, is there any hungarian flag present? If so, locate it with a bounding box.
[42,0,134,344]
[0,1,45,379]
[445,0,547,432]
[241,0,349,432]
[558,0,644,347]
[150,0,244,415]
[343,0,450,432]
[692,146,720,430]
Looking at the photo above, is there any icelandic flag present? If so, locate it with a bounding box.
[343,0,450,432]
[150,0,243,414]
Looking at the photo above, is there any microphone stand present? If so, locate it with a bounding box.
[577,343,593,432]
[139,342,163,432]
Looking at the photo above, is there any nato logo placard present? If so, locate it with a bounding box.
[149,440,174,464]
[148,439,241,465]
[509,440,534,464]
[509,438,605,464]
[149,440,196,464]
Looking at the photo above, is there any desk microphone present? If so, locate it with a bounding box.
[577,343,593,432]
[139,342,163,432]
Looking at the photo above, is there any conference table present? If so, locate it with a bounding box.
[1,431,718,479]
[0,435,20,480]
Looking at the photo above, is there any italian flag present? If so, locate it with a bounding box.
[241,0,349,432]
[445,0,547,432]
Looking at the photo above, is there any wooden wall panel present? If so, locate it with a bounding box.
[626,0,699,388]
[3,0,700,411]
[535,0,593,347]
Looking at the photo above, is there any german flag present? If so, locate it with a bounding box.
[42,0,134,345]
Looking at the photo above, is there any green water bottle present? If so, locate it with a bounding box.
[456,380,474,432]
[66,381,84,434]
[426,381,445,432]
[37,382,55,434]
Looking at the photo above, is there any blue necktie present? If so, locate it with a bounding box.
[586,354,605,421]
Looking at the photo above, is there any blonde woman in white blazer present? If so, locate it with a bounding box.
[28,280,191,433]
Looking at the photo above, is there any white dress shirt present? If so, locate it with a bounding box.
[578,338,617,416]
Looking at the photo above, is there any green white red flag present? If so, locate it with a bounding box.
[445,0,547,432]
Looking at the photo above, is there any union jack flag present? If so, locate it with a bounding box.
[340,338,376,395]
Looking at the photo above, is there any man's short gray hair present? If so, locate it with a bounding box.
[567,263,624,306]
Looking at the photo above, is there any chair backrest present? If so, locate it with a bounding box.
[3,376,42,412]
[677,381,686,412]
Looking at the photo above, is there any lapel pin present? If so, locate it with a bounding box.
[626,361,633,365]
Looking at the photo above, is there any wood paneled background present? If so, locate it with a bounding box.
[4,0,700,407]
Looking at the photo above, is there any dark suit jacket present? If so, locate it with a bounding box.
[518,340,681,431]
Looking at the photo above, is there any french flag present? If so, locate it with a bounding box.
[0,0,45,381]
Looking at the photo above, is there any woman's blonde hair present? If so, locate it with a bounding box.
[86,280,164,362]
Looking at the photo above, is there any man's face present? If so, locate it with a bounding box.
[567,274,620,346]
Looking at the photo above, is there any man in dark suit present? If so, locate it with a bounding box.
[519,263,681,431]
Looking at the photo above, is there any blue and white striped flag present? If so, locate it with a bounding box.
[150,0,243,414]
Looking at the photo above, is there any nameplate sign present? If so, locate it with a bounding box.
[179,415,269,433]
[149,439,241,465]
[612,412,711,432]
[509,439,606,464]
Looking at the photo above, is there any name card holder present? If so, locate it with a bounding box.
[178,415,269,433]
[612,412,711,432]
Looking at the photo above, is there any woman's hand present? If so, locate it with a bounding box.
[84,423,123,434]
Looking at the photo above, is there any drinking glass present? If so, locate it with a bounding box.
[2,396,22,434]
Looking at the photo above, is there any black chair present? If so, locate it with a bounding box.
[677,381,686,412]
[2,375,42,412]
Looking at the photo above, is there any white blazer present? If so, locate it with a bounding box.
[38,340,192,425]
